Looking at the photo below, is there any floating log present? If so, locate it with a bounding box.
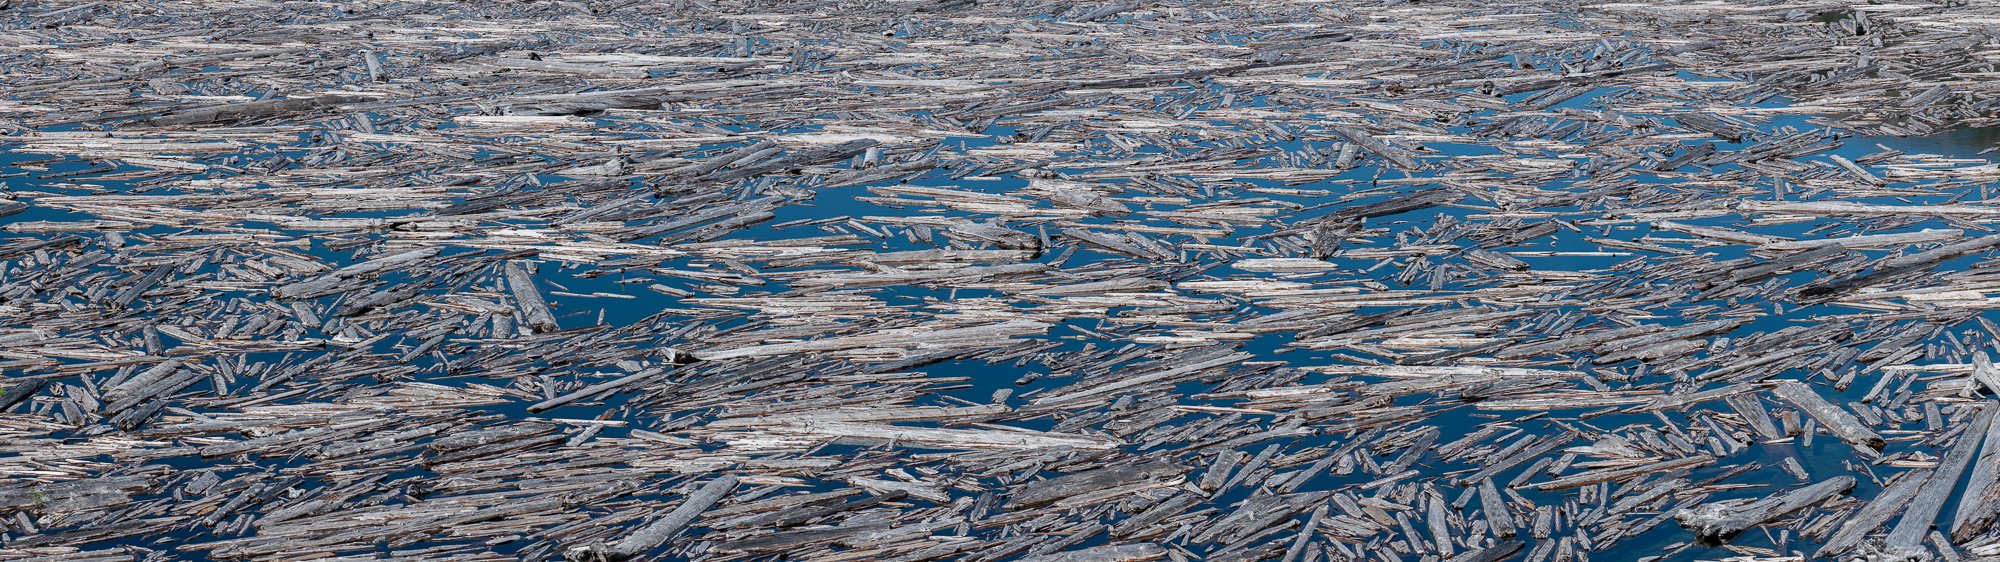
[568,475,739,561]
[1675,476,1855,541]
[505,261,562,334]
[1772,381,1884,451]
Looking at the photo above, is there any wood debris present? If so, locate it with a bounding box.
[3,1,2000,561]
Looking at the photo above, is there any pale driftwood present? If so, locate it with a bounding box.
[694,320,1051,361]
[1010,459,1183,507]
[710,404,1010,428]
[1819,472,1928,558]
[1886,405,1994,550]
[1955,404,2000,541]
[1445,541,1523,562]
[1772,381,1884,450]
[1741,201,2000,217]
[567,475,739,561]
[1014,544,1167,562]
[148,94,376,126]
[729,420,1122,450]
[1676,476,1855,541]
[505,261,561,334]
[1329,125,1421,170]
[1759,229,1961,252]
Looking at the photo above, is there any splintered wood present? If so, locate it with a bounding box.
[6,1,2000,561]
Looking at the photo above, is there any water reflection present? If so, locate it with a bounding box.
[1856,125,2000,158]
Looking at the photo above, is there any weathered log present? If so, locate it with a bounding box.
[1953,403,2000,541]
[1010,459,1183,507]
[1445,541,1523,562]
[1885,405,1993,550]
[1015,543,1167,562]
[1772,381,1883,450]
[1329,125,1422,170]
[1675,475,1855,541]
[695,320,1050,361]
[505,262,561,334]
[147,94,375,126]
[731,420,1121,450]
[567,475,739,561]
